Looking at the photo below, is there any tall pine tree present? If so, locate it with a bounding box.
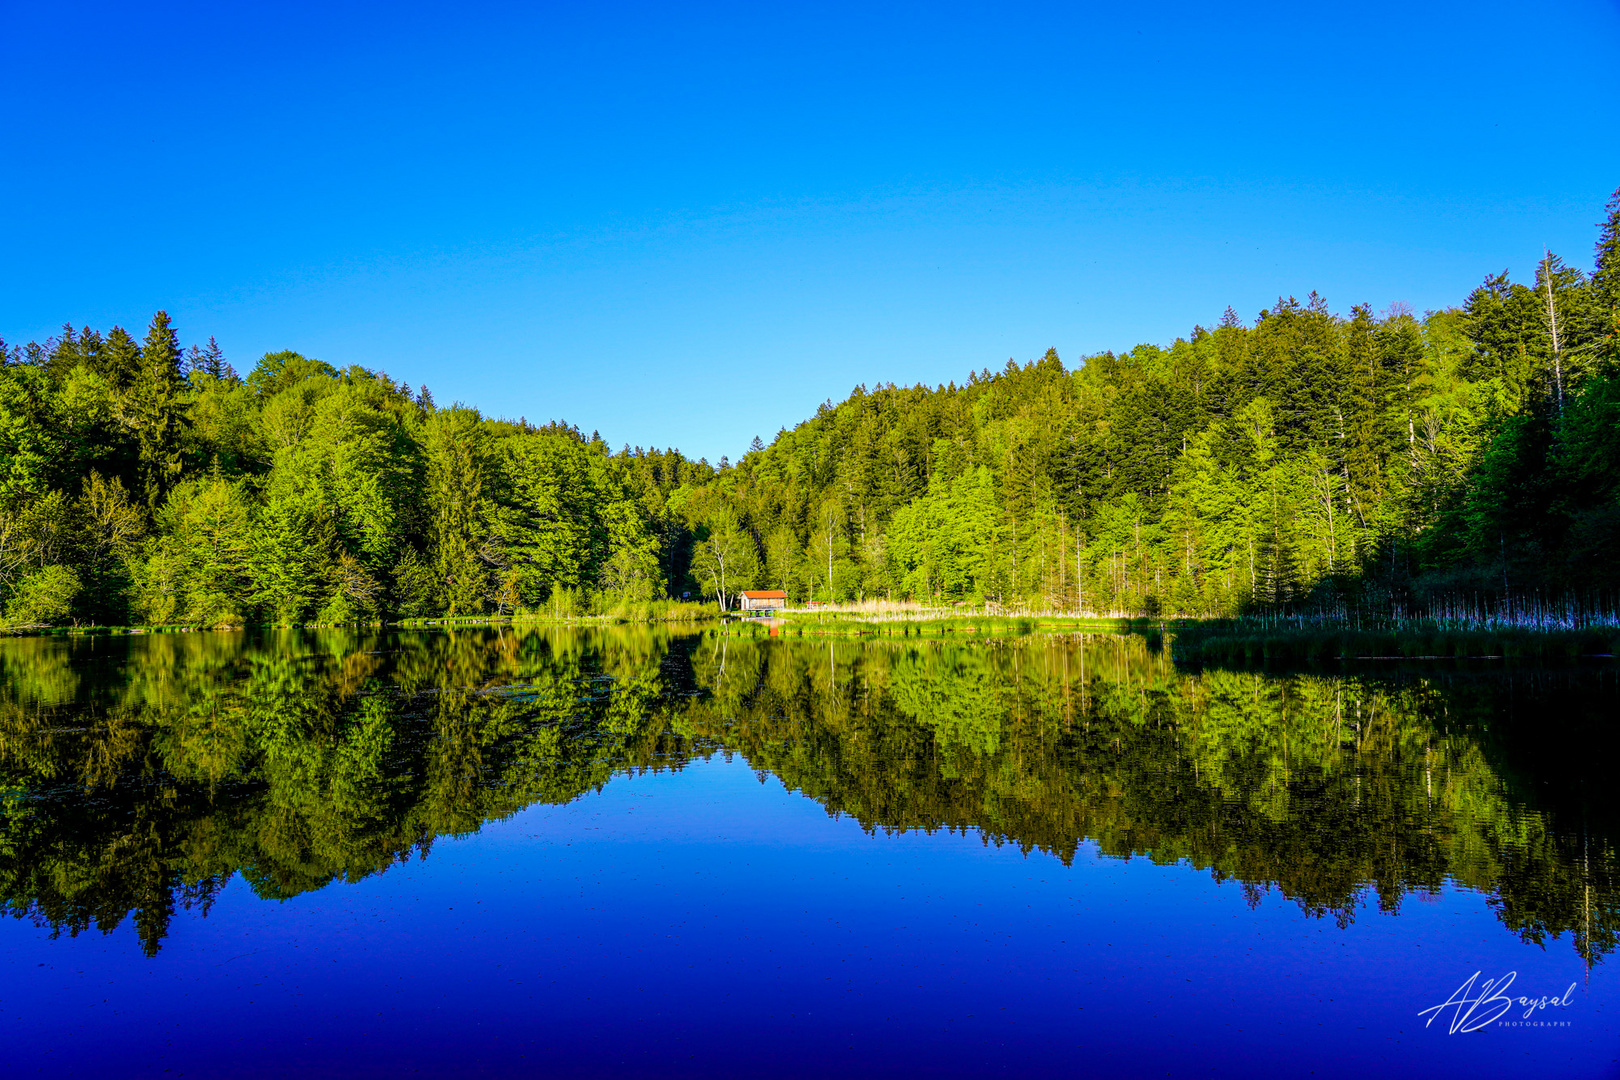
[129,311,189,508]
[99,326,142,391]
[1590,187,1620,341]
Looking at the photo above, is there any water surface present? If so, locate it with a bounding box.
[1,628,1615,1076]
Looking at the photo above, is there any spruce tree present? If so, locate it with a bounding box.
[187,336,232,381]
[99,326,142,391]
[129,311,189,508]
[1340,305,1383,521]
[45,325,83,378]
[78,327,104,377]
[1591,186,1620,333]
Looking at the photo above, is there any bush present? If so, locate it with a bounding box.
[6,565,82,626]
[391,548,437,618]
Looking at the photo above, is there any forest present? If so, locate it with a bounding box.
[1,189,1616,627]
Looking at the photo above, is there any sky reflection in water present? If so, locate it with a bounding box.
[0,627,1615,1077]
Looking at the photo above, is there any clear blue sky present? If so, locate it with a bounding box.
[4,1,1618,462]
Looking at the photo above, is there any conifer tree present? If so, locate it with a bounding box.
[1340,305,1383,522]
[99,326,142,391]
[1594,187,1620,339]
[45,325,84,377]
[129,311,189,508]
[188,336,233,382]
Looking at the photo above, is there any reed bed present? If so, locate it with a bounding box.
[1171,599,1620,664]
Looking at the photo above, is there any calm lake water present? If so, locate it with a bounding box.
[1,627,1615,1077]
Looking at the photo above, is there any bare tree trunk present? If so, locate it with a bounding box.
[1543,249,1565,417]
[1077,527,1085,614]
[1314,463,1338,575]
[1059,514,1066,611]
[823,506,837,602]
[1010,518,1018,605]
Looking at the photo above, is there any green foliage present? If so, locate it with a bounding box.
[888,466,1000,599]
[0,321,692,627]
[0,365,68,507]
[246,349,339,399]
[668,191,1620,615]
[3,565,81,626]
[128,311,189,508]
[251,495,333,624]
[1,189,1616,627]
[390,547,438,617]
[688,506,757,609]
[135,477,255,626]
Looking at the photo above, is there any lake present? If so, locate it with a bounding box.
[1,627,1615,1077]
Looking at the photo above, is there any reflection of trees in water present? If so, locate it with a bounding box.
[0,627,695,955]
[677,634,1617,964]
[0,629,1613,961]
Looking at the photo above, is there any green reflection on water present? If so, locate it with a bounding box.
[1,628,1614,962]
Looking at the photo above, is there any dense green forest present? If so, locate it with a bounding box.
[0,330,713,627]
[2,190,1616,626]
[699,189,1620,614]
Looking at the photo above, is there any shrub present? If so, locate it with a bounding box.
[6,565,81,626]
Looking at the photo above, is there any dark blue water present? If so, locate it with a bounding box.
[1,629,1614,1077]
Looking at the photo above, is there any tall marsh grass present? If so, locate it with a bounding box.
[1172,595,1620,664]
[511,593,720,624]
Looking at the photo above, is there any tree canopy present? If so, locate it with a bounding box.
[2,189,1617,625]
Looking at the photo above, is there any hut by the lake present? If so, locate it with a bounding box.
[738,589,788,613]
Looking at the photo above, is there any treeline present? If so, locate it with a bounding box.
[2,190,1617,625]
[687,189,1620,614]
[0,324,716,626]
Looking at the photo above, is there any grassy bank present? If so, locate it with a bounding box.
[3,600,724,637]
[0,623,241,637]
[717,612,1150,637]
[1171,614,1620,664]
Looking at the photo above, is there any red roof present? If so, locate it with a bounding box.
[740,590,788,599]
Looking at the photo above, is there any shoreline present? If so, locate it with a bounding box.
[7,612,1617,665]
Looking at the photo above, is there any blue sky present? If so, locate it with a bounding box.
[3,1,1618,462]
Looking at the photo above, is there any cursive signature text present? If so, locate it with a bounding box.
[1418,972,1577,1034]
